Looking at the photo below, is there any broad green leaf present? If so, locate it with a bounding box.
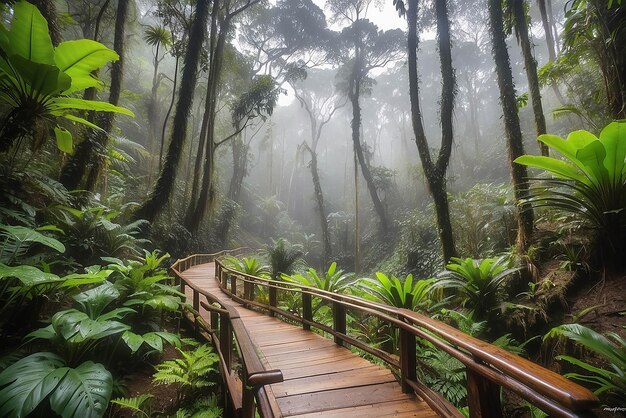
[0,352,66,417]
[55,39,118,94]
[7,1,54,64]
[122,331,144,353]
[576,140,608,185]
[55,113,105,132]
[6,55,70,98]
[49,97,135,116]
[49,360,112,418]
[0,225,65,253]
[599,122,626,185]
[0,264,61,286]
[54,126,72,153]
[514,155,587,183]
[73,281,119,318]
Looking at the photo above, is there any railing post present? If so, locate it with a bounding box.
[220,313,232,371]
[467,367,502,418]
[230,274,237,296]
[269,285,277,317]
[241,382,256,418]
[302,292,312,331]
[399,327,416,393]
[193,290,200,335]
[333,300,346,346]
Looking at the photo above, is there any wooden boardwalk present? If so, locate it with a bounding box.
[180,262,440,418]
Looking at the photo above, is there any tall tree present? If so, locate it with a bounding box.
[510,0,549,156]
[184,0,265,233]
[488,0,534,250]
[291,70,346,267]
[134,0,212,223]
[59,0,130,192]
[329,1,404,236]
[143,25,171,170]
[393,0,457,262]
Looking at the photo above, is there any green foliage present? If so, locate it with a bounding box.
[435,256,518,323]
[143,25,171,48]
[0,1,133,153]
[359,272,435,311]
[515,122,626,263]
[26,301,132,366]
[52,206,149,265]
[266,238,303,279]
[153,345,219,405]
[175,395,222,418]
[449,183,516,258]
[111,393,154,418]
[282,262,357,293]
[105,251,183,315]
[223,255,270,278]
[545,323,626,405]
[0,352,112,418]
[0,224,64,264]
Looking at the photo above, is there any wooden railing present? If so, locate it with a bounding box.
[212,257,600,418]
[171,249,283,418]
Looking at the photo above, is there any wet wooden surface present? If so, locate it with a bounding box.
[181,263,440,417]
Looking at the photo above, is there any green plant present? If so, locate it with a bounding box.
[111,393,154,418]
[105,253,183,315]
[175,394,222,418]
[26,285,133,366]
[282,262,357,293]
[544,323,626,405]
[359,272,436,311]
[0,352,112,418]
[223,255,270,278]
[515,122,626,264]
[265,238,303,279]
[153,345,219,404]
[435,256,519,324]
[0,1,133,154]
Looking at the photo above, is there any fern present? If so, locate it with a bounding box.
[111,394,154,418]
[175,395,222,418]
[153,345,219,393]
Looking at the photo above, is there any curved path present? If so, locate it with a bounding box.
[180,262,439,418]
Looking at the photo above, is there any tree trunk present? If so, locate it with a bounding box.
[488,0,534,251]
[59,0,129,192]
[228,134,247,202]
[406,0,457,262]
[133,0,211,223]
[309,148,331,268]
[349,79,389,236]
[30,0,62,46]
[536,0,566,104]
[513,0,549,156]
[184,11,230,233]
[189,0,221,202]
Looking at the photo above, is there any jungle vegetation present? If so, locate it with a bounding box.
[0,0,624,416]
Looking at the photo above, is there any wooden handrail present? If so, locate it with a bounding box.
[213,257,599,418]
[170,248,281,418]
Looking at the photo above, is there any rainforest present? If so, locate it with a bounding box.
[0,0,624,417]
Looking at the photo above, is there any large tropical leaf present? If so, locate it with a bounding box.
[55,40,119,94]
[73,281,120,318]
[0,264,61,286]
[0,352,112,418]
[49,97,135,116]
[6,1,54,65]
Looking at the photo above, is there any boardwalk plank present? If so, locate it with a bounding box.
[180,263,440,418]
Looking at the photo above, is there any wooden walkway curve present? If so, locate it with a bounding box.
[181,262,438,417]
[171,252,599,418]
